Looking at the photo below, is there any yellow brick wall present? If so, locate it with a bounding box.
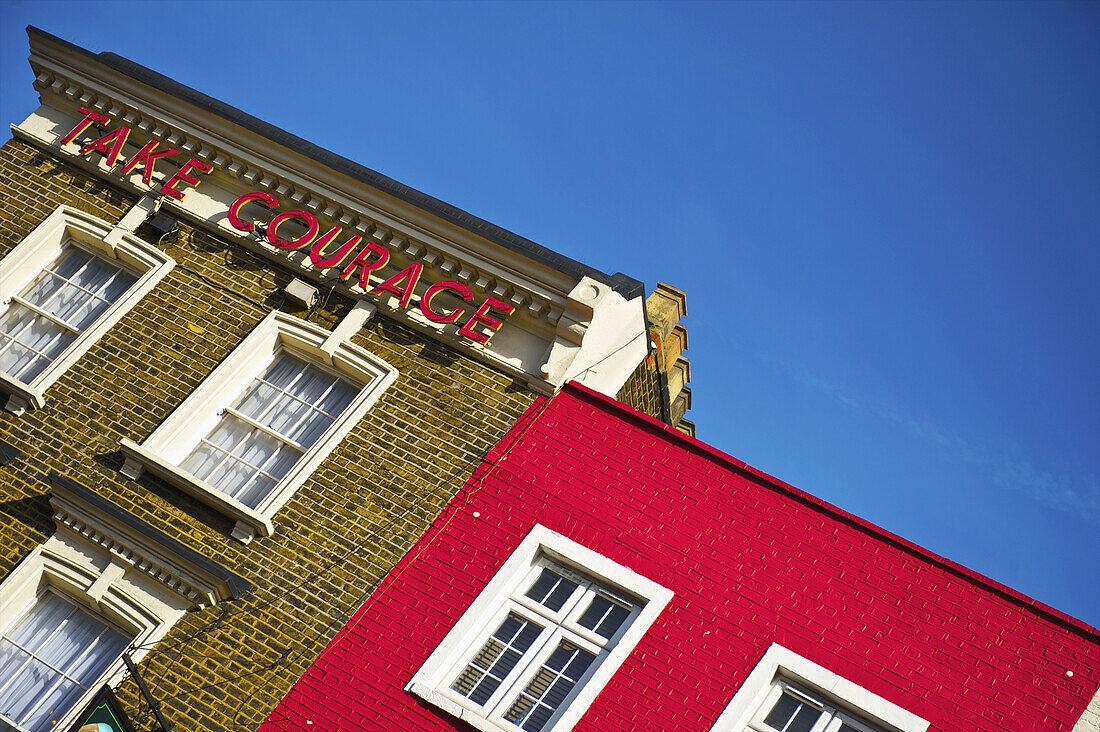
[616,353,666,422]
[0,138,537,729]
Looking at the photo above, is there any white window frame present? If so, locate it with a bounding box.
[708,644,929,732]
[0,535,185,732]
[119,309,398,543]
[408,524,673,732]
[0,205,174,415]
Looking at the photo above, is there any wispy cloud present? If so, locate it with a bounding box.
[761,356,1100,525]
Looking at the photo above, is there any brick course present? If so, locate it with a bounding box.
[0,137,536,729]
[615,355,665,423]
[260,382,1100,732]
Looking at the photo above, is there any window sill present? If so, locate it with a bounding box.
[408,525,673,732]
[407,683,507,732]
[119,437,274,543]
[0,373,46,415]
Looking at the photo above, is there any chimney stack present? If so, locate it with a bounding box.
[645,284,693,433]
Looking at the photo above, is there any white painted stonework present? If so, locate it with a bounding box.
[15,30,649,396]
[1074,687,1100,732]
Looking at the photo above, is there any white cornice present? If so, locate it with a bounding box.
[26,34,578,314]
[17,31,649,397]
[48,478,248,608]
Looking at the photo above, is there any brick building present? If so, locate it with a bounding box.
[0,28,691,731]
[259,383,1100,732]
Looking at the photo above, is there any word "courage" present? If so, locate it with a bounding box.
[228,192,515,344]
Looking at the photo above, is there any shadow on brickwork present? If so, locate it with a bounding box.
[0,495,54,541]
[376,317,420,348]
[27,152,123,208]
[417,339,459,368]
[504,377,530,394]
[93,451,237,537]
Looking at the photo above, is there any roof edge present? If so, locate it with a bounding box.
[560,381,1100,642]
[24,25,644,301]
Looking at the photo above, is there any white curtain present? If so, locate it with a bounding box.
[0,593,129,732]
[180,353,356,508]
[0,246,134,382]
[0,306,72,382]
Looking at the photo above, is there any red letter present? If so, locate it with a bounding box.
[338,242,390,289]
[121,140,181,185]
[79,126,131,167]
[59,107,109,145]
[371,262,423,310]
[309,227,362,268]
[266,210,319,250]
[458,297,516,344]
[419,281,474,324]
[227,192,279,232]
[159,158,213,201]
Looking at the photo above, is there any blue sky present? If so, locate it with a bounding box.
[1,1,1096,626]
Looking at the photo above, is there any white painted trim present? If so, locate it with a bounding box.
[119,309,398,541]
[708,644,929,732]
[0,204,174,414]
[16,36,657,398]
[407,524,673,732]
[1072,686,1100,732]
[0,533,189,732]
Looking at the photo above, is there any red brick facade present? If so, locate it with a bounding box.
[259,383,1099,732]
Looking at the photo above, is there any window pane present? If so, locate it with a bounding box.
[524,569,579,613]
[0,245,133,384]
[0,306,74,381]
[203,452,263,501]
[34,611,102,670]
[576,594,631,640]
[0,641,33,689]
[258,354,305,390]
[181,354,357,505]
[234,472,278,511]
[266,393,322,442]
[46,278,95,325]
[502,638,595,732]
[4,595,72,654]
[51,248,93,279]
[64,629,128,686]
[28,249,134,330]
[21,271,68,308]
[316,380,357,418]
[763,690,824,732]
[0,594,129,732]
[0,656,60,728]
[235,376,283,421]
[451,612,542,706]
[179,440,227,480]
[16,671,83,732]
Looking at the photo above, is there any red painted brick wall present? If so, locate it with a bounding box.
[259,383,1100,732]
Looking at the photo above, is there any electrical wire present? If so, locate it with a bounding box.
[259,396,554,730]
[109,239,654,725]
[124,327,648,726]
[127,391,550,729]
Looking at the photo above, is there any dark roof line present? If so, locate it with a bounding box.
[27,26,643,300]
[561,381,1100,642]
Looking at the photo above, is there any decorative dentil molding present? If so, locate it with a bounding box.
[49,475,249,609]
[25,49,565,322]
[17,30,648,396]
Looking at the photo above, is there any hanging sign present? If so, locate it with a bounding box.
[67,686,139,732]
